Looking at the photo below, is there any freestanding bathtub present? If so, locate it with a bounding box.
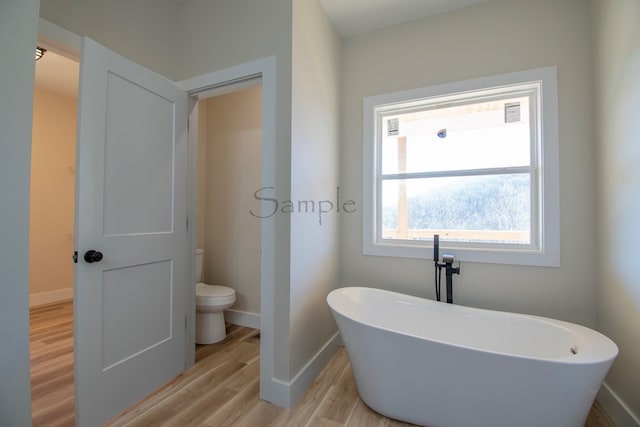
[327,287,618,427]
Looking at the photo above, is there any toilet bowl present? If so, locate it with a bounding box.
[195,249,236,344]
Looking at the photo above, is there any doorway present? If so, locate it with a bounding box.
[32,22,279,422]
[181,60,278,405]
[29,47,79,425]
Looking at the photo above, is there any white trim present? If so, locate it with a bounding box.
[185,98,199,367]
[177,56,278,406]
[260,332,342,408]
[363,66,560,267]
[597,382,640,427]
[37,18,81,61]
[193,77,261,99]
[225,309,261,329]
[287,332,341,407]
[177,57,273,95]
[29,288,73,307]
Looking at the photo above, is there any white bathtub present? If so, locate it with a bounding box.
[327,287,618,427]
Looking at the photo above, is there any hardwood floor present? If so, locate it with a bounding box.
[31,301,615,427]
[30,301,75,427]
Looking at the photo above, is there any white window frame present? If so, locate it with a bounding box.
[362,67,560,267]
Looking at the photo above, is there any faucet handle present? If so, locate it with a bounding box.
[442,254,455,264]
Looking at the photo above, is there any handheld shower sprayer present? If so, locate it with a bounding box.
[433,235,441,301]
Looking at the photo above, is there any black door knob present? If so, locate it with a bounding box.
[84,250,103,263]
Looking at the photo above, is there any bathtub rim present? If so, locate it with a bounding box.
[328,286,618,366]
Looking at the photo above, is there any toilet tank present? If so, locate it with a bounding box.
[195,249,204,283]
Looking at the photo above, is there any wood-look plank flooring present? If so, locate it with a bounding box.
[31,301,615,427]
[30,300,75,427]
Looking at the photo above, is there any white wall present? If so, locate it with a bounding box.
[202,87,262,316]
[592,0,640,423]
[340,0,598,326]
[0,0,39,423]
[30,88,76,305]
[39,0,178,78]
[289,0,342,379]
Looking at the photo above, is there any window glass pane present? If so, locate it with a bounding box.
[381,174,530,243]
[381,96,531,174]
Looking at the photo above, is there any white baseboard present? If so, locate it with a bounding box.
[29,288,73,307]
[597,382,640,427]
[261,331,342,408]
[225,309,261,329]
[288,331,342,406]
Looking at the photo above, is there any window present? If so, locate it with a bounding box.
[363,67,559,266]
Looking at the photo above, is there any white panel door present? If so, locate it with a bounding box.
[73,37,189,426]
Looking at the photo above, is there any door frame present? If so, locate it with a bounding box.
[37,18,81,61]
[36,17,278,407]
[178,59,277,388]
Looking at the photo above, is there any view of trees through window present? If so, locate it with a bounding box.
[381,174,531,243]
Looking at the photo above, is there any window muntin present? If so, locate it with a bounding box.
[363,67,560,266]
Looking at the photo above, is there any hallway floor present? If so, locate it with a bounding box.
[30,300,74,427]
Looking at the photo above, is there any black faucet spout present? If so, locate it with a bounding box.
[444,260,460,304]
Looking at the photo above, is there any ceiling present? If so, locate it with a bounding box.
[34,0,491,98]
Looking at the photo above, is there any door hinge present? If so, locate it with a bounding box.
[73,251,78,263]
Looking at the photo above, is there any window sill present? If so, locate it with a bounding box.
[363,240,560,267]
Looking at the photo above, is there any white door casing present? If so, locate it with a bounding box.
[73,37,189,425]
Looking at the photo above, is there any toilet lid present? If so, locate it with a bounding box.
[196,283,236,306]
[196,283,235,298]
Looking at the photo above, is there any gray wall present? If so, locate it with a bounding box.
[21,0,638,421]
[177,0,343,402]
[289,0,342,379]
[39,0,178,79]
[175,0,295,390]
[0,0,39,424]
[340,0,598,326]
[592,0,640,422]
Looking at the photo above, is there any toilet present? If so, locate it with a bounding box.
[195,249,236,344]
